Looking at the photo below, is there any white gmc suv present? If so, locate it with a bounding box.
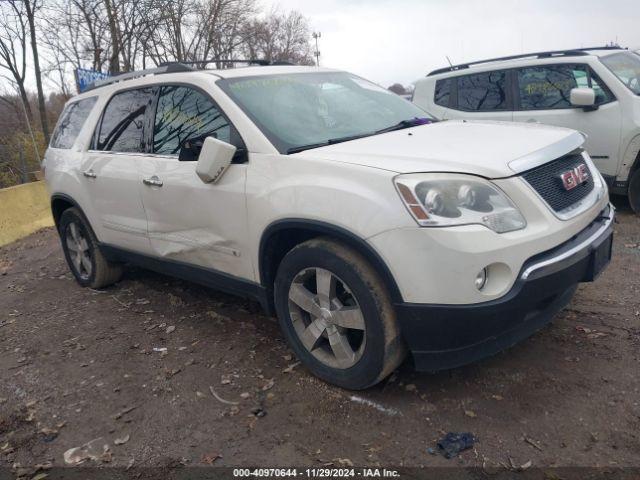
[44,63,614,389]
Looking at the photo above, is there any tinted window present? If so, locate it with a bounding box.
[97,88,154,152]
[434,79,451,107]
[153,86,231,155]
[590,71,615,104]
[457,71,508,111]
[50,97,97,149]
[517,65,612,110]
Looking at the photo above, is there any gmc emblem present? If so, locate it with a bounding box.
[560,164,589,191]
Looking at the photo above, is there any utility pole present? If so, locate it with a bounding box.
[312,32,321,67]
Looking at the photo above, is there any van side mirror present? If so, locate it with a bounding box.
[570,88,597,110]
[195,136,236,183]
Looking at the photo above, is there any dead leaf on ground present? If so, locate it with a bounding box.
[282,362,301,373]
[201,451,222,465]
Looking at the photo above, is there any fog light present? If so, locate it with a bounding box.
[475,268,488,290]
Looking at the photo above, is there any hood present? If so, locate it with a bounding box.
[295,120,585,178]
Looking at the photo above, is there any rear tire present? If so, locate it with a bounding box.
[629,169,640,214]
[274,238,406,389]
[59,207,123,289]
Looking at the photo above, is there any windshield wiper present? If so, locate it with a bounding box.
[375,117,434,134]
[286,118,435,154]
[286,132,375,154]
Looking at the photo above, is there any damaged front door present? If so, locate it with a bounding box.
[137,85,253,280]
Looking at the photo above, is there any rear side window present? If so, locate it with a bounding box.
[516,64,613,110]
[153,86,231,155]
[96,88,154,152]
[457,71,508,111]
[434,79,451,107]
[50,97,97,149]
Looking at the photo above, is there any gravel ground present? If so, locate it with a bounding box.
[1,198,639,474]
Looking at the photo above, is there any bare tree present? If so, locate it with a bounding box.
[22,0,50,143]
[102,0,121,73]
[0,1,32,121]
[244,10,314,65]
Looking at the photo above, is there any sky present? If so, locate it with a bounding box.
[263,0,640,88]
[4,0,640,93]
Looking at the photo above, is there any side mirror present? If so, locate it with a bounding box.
[195,136,236,184]
[179,134,215,162]
[570,88,597,110]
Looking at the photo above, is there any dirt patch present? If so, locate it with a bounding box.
[1,199,639,471]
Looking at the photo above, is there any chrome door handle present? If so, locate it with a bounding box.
[143,176,163,187]
[83,169,97,179]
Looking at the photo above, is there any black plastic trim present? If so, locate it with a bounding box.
[99,244,270,310]
[259,219,404,305]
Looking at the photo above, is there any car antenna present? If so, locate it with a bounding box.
[445,56,453,67]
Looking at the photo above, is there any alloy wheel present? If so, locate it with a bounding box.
[287,267,366,369]
[65,222,92,280]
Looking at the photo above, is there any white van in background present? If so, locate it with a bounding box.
[413,47,640,213]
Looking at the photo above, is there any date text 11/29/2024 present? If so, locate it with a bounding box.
[232,468,401,478]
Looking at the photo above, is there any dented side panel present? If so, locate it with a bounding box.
[138,157,254,281]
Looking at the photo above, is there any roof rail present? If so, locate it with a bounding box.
[427,46,627,76]
[86,63,194,91]
[166,59,295,67]
[85,58,295,92]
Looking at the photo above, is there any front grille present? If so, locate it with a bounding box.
[521,153,594,213]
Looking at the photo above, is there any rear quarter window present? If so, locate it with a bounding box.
[50,97,98,149]
[434,79,452,107]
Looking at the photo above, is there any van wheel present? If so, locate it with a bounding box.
[629,169,640,214]
[59,207,123,288]
[274,238,406,389]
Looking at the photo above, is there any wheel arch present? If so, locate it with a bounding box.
[51,193,97,239]
[259,219,404,313]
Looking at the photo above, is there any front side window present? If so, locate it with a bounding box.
[217,72,431,154]
[600,51,640,95]
[434,79,451,107]
[96,88,154,152]
[50,97,97,149]
[153,86,231,155]
[457,71,508,111]
[517,64,614,110]
[589,72,615,104]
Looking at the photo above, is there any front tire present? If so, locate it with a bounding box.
[274,238,406,389]
[59,207,123,289]
[629,168,640,214]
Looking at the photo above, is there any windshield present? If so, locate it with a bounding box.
[217,72,432,153]
[600,51,640,95]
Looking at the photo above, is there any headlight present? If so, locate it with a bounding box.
[394,173,527,233]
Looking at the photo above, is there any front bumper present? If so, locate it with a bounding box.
[395,204,614,372]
